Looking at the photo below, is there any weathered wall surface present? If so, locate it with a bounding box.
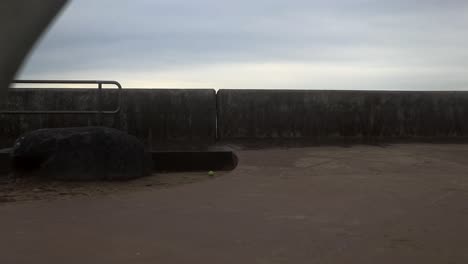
[217,90,468,143]
[0,89,216,149]
[3,88,468,149]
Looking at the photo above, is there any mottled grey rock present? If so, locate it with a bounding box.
[12,127,152,180]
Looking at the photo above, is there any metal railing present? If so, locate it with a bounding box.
[0,80,122,115]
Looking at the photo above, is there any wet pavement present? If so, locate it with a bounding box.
[1,144,468,263]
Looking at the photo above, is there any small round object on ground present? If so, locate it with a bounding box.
[208,171,215,176]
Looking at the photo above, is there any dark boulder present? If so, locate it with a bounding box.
[0,148,12,175]
[12,127,152,180]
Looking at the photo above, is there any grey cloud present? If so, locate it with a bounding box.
[18,0,468,89]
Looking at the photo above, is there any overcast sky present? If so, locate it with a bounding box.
[17,0,468,90]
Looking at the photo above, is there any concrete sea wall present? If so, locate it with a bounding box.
[0,89,216,149]
[2,88,468,149]
[217,90,468,143]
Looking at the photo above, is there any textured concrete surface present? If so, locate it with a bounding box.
[5,89,468,149]
[0,89,216,149]
[1,144,468,263]
[217,90,468,142]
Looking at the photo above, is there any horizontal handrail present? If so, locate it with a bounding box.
[0,80,122,115]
